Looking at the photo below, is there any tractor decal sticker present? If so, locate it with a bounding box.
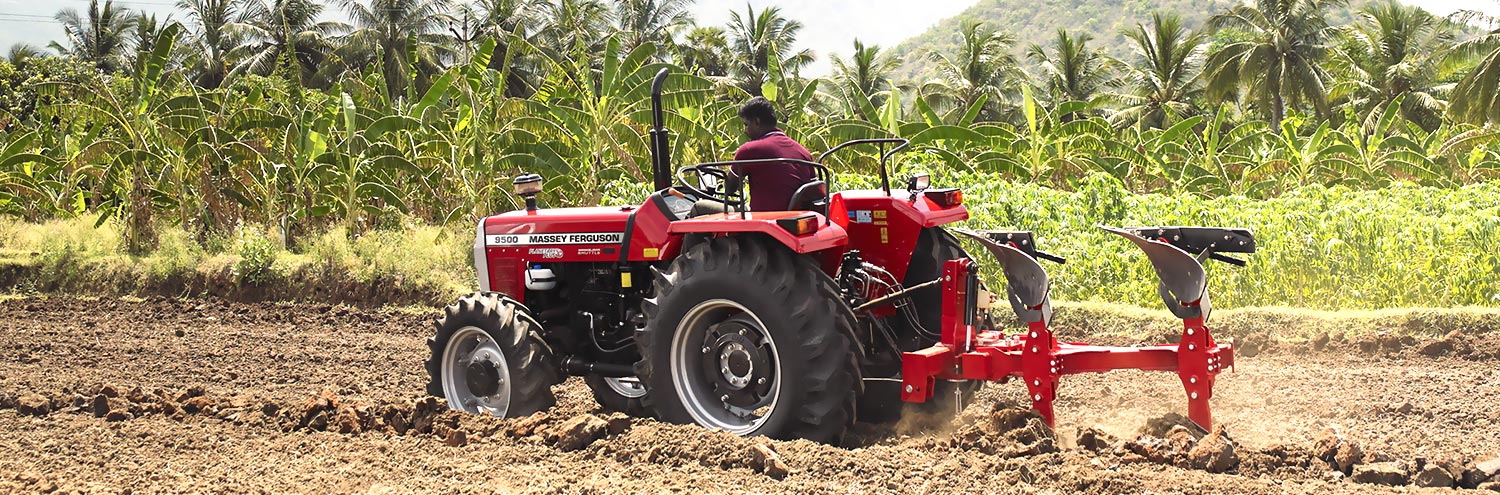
[487,232,625,246]
[852,210,873,223]
[527,248,564,259]
[576,248,602,256]
[643,248,660,258]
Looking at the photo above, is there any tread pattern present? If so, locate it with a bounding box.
[424,292,559,417]
[636,236,860,443]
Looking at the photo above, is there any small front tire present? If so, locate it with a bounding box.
[425,293,558,417]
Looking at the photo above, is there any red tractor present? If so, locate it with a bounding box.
[426,69,1254,443]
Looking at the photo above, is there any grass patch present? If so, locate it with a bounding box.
[0,217,476,306]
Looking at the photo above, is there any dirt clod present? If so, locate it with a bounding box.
[1414,465,1455,487]
[1311,332,1330,350]
[1315,427,1363,473]
[90,394,109,418]
[546,414,607,452]
[508,412,549,437]
[749,442,790,479]
[1075,427,1117,452]
[1351,462,1409,485]
[97,385,119,398]
[1188,426,1239,473]
[604,412,631,436]
[949,403,1057,457]
[443,429,467,447]
[16,394,49,416]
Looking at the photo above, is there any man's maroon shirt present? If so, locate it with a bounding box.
[731,130,814,211]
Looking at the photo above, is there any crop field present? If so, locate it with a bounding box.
[1,297,1498,493]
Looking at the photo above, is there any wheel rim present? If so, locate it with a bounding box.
[441,326,512,417]
[669,299,780,435]
[603,376,648,398]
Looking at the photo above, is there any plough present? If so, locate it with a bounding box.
[900,226,1256,430]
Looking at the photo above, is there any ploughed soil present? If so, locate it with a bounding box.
[2,296,1499,494]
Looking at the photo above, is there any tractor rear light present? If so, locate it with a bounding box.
[924,188,962,208]
[776,214,819,236]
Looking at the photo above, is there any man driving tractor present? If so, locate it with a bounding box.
[728,96,815,211]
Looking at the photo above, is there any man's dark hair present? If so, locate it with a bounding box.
[738,96,777,126]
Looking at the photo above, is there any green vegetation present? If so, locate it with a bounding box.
[3,0,1500,311]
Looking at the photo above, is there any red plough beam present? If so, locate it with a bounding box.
[900,226,1255,430]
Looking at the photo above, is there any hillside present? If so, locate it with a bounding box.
[888,0,1366,83]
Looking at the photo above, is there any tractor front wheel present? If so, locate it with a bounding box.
[425,293,559,417]
[637,236,859,443]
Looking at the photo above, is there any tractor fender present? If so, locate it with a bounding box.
[666,212,848,254]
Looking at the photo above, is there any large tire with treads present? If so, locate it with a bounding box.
[858,227,982,423]
[636,236,862,443]
[425,292,559,417]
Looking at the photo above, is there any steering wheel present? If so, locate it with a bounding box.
[676,164,744,207]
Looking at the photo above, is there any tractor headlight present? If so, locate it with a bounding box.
[513,173,543,196]
[906,173,930,192]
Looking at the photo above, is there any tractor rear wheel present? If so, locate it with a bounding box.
[857,227,982,423]
[425,293,559,417]
[637,236,859,443]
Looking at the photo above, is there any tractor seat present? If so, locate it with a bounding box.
[786,180,828,215]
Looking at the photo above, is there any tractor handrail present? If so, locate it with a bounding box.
[816,138,910,196]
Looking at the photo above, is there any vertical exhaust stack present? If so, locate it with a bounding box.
[649,68,672,191]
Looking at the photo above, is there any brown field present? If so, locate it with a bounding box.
[2,296,1498,494]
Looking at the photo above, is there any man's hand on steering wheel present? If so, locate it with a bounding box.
[675,164,744,207]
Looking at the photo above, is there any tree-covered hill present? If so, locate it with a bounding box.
[888,0,1366,81]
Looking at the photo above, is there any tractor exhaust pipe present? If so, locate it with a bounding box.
[649,68,672,191]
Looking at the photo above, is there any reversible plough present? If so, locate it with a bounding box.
[900,226,1256,430]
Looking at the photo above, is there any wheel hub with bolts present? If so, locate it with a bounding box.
[465,358,502,397]
[672,299,782,434]
[441,326,512,417]
[701,319,773,409]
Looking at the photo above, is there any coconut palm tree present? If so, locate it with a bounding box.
[178,0,243,89]
[1330,0,1455,130]
[1444,10,1500,124]
[1111,12,1208,130]
[726,4,813,96]
[675,25,732,77]
[230,0,344,86]
[830,39,901,117]
[1026,29,1116,113]
[464,0,544,96]
[1204,0,1344,127]
[5,44,45,66]
[536,0,613,58]
[339,0,455,101]
[614,0,692,53]
[51,0,138,73]
[128,14,176,78]
[921,20,1024,122]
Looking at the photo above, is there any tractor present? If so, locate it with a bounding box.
[425,69,1254,443]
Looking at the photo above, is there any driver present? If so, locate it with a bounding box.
[728,97,814,211]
